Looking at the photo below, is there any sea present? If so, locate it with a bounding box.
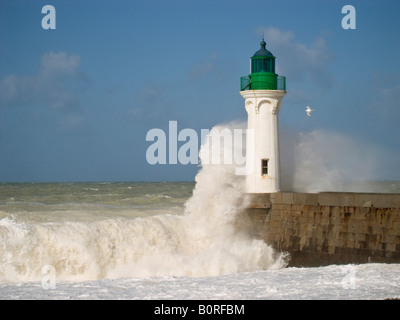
[1,126,400,301]
[1,179,400,301]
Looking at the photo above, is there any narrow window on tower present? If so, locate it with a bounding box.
[261,159,268,176]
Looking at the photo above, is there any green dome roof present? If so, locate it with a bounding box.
[252,39,274,57]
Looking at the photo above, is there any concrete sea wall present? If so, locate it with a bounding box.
[243,192,400,267]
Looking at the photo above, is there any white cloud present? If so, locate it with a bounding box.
[187,53,219,80]
[257,27,333,88]
[0,51,88,110]
[0,51,89,131]
[0,74,39,106]
[40,51,81,78]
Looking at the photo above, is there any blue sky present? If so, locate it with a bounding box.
[0,0,399,182]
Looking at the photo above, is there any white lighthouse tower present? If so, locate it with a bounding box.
[240,39,286,193]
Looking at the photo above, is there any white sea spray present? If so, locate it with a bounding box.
[0,123,287,283]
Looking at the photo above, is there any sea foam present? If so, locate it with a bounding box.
[0,123,287,283]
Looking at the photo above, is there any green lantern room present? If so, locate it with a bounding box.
[240,39,286,91]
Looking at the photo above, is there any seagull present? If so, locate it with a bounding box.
[305,106,313,117]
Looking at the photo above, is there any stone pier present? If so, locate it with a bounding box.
[244,192,400,266]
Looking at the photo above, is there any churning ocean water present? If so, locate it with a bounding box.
[1,125,400,300]
[0,171,287,299]
[1,180,400,300]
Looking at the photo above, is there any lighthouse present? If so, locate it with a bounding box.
[240,39,286,193]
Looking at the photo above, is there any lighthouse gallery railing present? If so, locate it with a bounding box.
[240,76,286,91]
